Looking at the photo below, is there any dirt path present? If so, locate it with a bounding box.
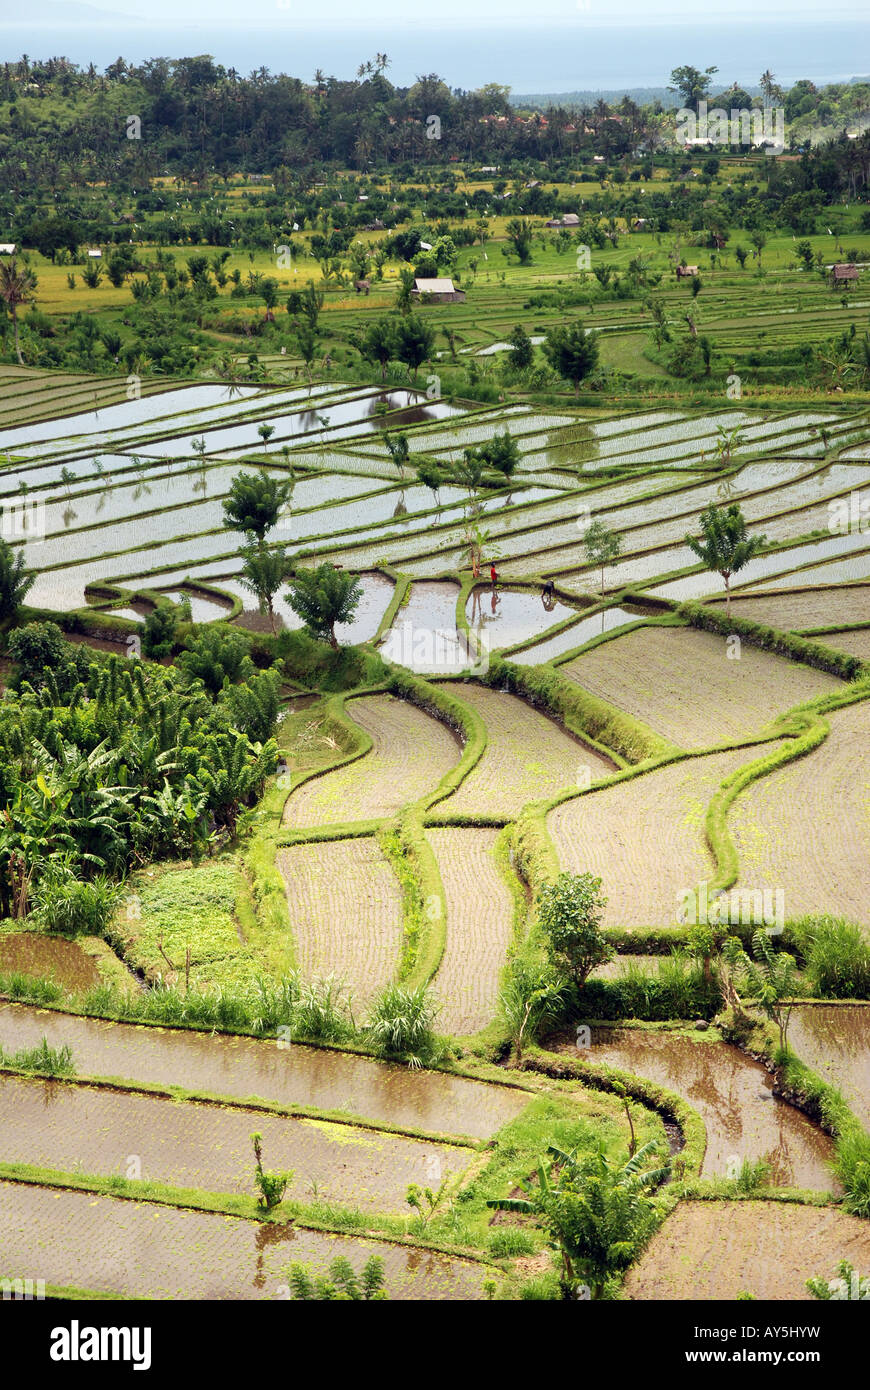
[553,1028,835,1189]
[0,1003,528,1141]
[438,682,613,816]
[561,627,841,750]
[284,694,461,827]
[729,699,870,926]
[0,1180,488,1300]
[548,747,769,929]
[0,1073,473,1214]
[427,828,513,1036]
[276,837,402,1008]
[626,1200,870,1300]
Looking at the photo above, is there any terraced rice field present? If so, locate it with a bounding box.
[426,828,514,1036]
[0,1003,529,1140]
[626,1202,870,1300]
[729,698,870,925]
[0,1181,488,1300]
[439,682,613,816]
[276,837,402,1006]
[0,933,100,992]
[560,626,843,749]
[0,1073,473,1213]
[820,628,870,661]
[565,1028,835,1188]
[548,746,776,928]
[283,694,461,827]
[709,586,870,632]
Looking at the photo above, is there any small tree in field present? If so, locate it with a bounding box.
[685,502,766,613]
[222,470,294,544]
[478,430,520,482]
[537,872,613,988]
[285,564,363,647]
[583,520,621,594]
[543,322,599,396]
[251,1131,292,1209]
[723,930,800,1054]
[239,543,287,633]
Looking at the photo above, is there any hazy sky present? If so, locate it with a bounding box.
[26,0,870,26]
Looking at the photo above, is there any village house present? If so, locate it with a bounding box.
[411,277,466,304]
[676,264,699,279]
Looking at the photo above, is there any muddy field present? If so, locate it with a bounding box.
[0,1073,473,1213]
[819,628,870,662]
[561,626,842,750]
[626,1201,870,1300]
[284,694,461,827]
[439,681,614,815]
[0,1181,488,1300]
[0,1003,529,1140]
[729,698,870,925]
[548,746,774,928]
[276,836,402,1007]
[427,827,514,1036]
[554,1027,835,1189]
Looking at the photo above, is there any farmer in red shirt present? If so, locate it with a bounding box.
[490,563,498,588]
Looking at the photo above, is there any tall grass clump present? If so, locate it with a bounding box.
[0,970,64,1006]
[31,871,123,937]
[834,1130,870,1219]
[795,916,870,999]
[0,1037,75,1077]
[364,983,442,1067]
[293,976,354,1043]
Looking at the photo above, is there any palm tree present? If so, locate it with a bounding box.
[685,502,767,613]
[488,1141,668,1298]
[0,537,35,619]
[0,258,36,364]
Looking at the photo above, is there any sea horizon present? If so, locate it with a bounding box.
[2,19,869,95]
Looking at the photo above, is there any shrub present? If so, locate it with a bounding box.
[537,872,613,987]
[142,602,178,659]
[499,958,565,1062]
[287,1255,387,1300]
[178,626,254,694]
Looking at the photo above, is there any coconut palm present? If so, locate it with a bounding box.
[0,259,37,365]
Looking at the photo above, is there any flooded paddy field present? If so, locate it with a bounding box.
[0,1003,529,1140]
[0,1073,475,1213]
[553,1026,836,1190]
[0,1181,488,1300]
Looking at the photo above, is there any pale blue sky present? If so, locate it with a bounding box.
[26,0,870,26]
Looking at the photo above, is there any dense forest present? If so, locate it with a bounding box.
[1,51,869,190]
